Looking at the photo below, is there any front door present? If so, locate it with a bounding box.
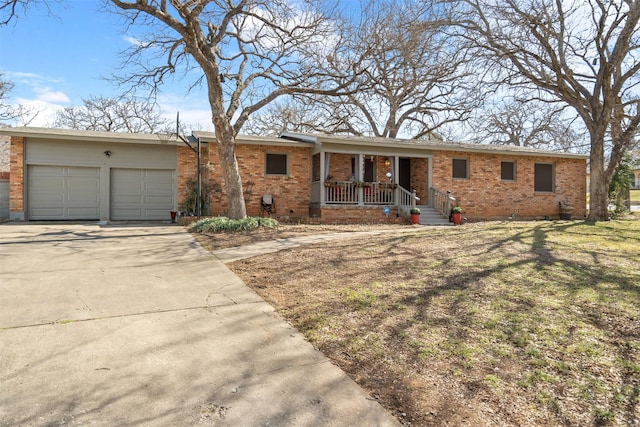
[399,158,411,191]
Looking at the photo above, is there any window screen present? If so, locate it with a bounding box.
[534,163,554,192]
[452,159,468,179]
[501,161,516,181]
[265,153,288,175]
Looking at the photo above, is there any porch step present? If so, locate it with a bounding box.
[415,205,452,226]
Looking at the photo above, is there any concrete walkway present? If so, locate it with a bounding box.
[0,223,400,426]
[213,228,422,263]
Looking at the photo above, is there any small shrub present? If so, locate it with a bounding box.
[190,216,279,233]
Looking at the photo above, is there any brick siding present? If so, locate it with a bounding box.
[9,136,24,214]
[196,143,587,222]
[431,151,587,220]
[205,143,312,220]
[410,158,428,203]
[177,144,210,213]
[317,205,407,224]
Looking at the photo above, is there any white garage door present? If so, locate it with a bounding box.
[111,168,174,220]
[28,165,100,220]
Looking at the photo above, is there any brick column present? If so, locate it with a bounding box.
[9,136,24,219]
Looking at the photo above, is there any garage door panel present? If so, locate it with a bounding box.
[30,165,64,176]
[111,208,143,218]
[67,207,102,216]
[28,166,100,220]
[111,168,174,220]
[31,207,64,217]
[67,184,100,202]
[30,177,64,192]
[146,184,173,193]
[30,190,64,203]
[145,195,174,204]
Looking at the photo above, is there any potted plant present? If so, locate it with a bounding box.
[410,207,421,224]
[450,206,462,225]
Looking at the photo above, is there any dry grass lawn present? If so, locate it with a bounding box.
[195,219,640,426]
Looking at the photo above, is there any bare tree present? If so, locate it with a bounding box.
[0,71,32,124]
[109,0,352,219]
[53,95,169,133]
[0,0,59,25]
[468,97,585,152]
[243,97,330,136]
[447,0,640,221]
[0,72,19,122]
[289,0,481,139]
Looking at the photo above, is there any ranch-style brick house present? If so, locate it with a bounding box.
[0,127,587,223]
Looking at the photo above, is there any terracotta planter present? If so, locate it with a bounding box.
[451,212,462,225]
[410,213,420,224]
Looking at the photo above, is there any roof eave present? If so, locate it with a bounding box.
[0,126,183,146]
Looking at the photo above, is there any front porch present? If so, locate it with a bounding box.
[306,149,450,223]
[313,180,418,212]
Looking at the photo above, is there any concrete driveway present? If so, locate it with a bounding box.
[0,223,399,426]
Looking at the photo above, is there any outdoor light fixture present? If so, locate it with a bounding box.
[104,150,112,157]
[384,159,390,167]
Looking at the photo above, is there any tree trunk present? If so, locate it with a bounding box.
[588,129,609,221]
[205,66,246,220]
[214,116,246,220]
[589,166,609,221]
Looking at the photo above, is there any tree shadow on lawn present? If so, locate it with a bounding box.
[233,220,640,426]
[381,221,639,426]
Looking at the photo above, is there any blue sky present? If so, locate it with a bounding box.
[0,1,214,129]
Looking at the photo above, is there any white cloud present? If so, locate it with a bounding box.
[0,70,70,126]
[33,87,70,104]
[13,97,64,127]
[158,94,214,132]
[123,35,144,47]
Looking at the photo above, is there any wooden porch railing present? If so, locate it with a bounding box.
[430,187,456,217]
[398,186,419,216]
[324,181,399,205]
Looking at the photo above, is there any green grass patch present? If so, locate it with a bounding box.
[340,287,377,310]
[190,216,279,233]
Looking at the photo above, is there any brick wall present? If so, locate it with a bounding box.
[411,158,428,202]
[177,144,210,213]
[318,205,408,224]
[327,153,352,181]
[431,151,587,220]
[206,143,312,220]
[9,136,24,215]
[328,154,398,183]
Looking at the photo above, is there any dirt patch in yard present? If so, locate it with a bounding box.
[195,219,640,426]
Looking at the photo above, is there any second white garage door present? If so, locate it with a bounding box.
[111,168,175,220]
